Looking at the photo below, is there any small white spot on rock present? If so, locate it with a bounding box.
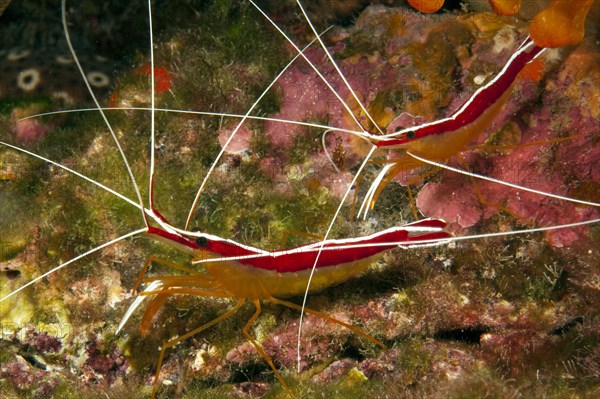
[17,68,41,91]
[56,54,74,64]
[51,91,75,105]
[492,26,517,54]
[8,49,31,61]
[86,71,110,88]
[473,74,487,85]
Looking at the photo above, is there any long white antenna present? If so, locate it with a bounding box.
[407,151,600,208]
[294,0,385,135]
[0,140,142,210]
[184,35,326,230]
[19,107,370,138]
[0,228,146,303]
[147,0,157,210]
[249,0,367,135]
[61,0,149,227]
[296,145,377,372]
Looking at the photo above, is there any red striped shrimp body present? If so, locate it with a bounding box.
[347,28,599,242]
[359,37,546,211]
[373,38,544,155]
[145,218,449,300]
[126,218,450,397]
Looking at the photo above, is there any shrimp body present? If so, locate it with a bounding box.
[358,37,546,212]
[373,38,545,150]
[145,218,450,299]
[122,218,450,398]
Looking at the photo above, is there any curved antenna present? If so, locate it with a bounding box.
[61,0,149,227]
[147,0,157,211]
[0,140,142,211]
[184,34,326,230]
[116,280,163,334]
[294,0,385,136]
[249,0,367,135]
[407,151,600,208]
[0,228,146,303]
[0,139,184,240]
[321,130,341,173]
[295,145,377,372]
[357,163,394,219]
[19,107,370,138]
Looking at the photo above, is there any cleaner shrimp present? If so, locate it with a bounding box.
[1,1,599,398]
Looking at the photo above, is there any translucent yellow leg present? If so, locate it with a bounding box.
[368,158,441,217]
[402,164,444,220]
[269,296,386,349]
[151,298,245,399]
[243,299,295,398]
[140,288,232,298]
[132,255,200,295]
[406,183,418,220]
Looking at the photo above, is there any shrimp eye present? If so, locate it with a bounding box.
[196,236,208,247]
[406,130,416,139]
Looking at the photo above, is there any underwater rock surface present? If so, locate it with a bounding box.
[1,1,599,398]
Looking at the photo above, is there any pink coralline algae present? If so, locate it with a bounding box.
[83,335,128,385]
[218,124,253,154]
[228,315,349,372]
[231,381,270,398]
[12,110,52,143]
[0,359,53,393]
[22,328,62,353]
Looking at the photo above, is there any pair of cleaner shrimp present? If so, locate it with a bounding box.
[1,0,599,398]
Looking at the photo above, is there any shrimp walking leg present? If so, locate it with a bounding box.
[270,296,386,349]
[132,255,201,294]
[151,298,246,398]
[243,299,295,398]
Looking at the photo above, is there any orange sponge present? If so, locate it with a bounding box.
[407,0,444,14]
[488,0,521,16]
[530,0,595,47]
